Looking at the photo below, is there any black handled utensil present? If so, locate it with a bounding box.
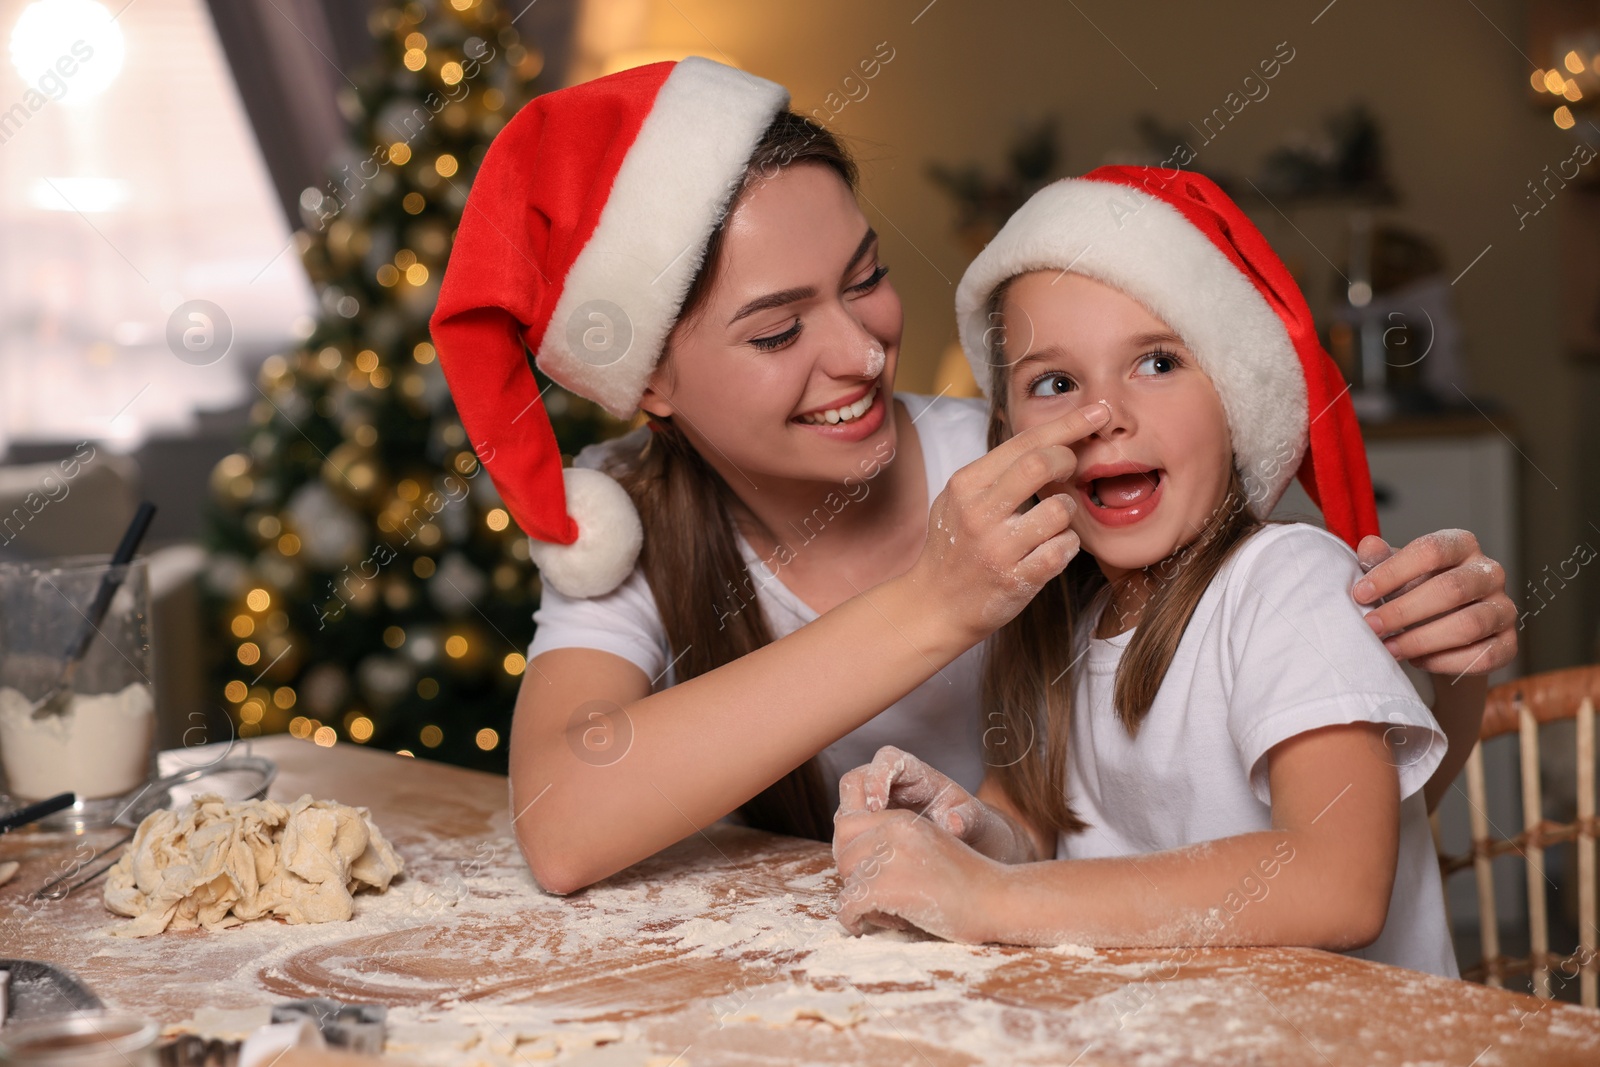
[0,793,76,834]
[28,502,156,721]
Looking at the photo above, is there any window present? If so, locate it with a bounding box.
[0,0,313,454]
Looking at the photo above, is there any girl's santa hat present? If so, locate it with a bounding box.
[430,58,788,598]
[954,166,1379,550]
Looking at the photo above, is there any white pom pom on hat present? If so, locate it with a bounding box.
[526,468,644,599]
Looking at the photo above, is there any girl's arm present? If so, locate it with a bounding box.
[513,403,1111,894]
[834,722,1400,949]
[1353,531,1515,811]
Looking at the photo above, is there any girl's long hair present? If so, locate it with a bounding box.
[980,276,1272,842]
[594,112,857,841]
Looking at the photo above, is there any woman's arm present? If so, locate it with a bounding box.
[1354,530,1516,811]
[1422,673,1488,812]
[834,723,1400,949]
[513,403,1112,894]
[516,581,977,895]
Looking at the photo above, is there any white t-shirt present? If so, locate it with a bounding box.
[1056,523,1457,978]
[527,393,992,809]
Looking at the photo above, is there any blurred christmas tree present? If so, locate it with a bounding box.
[204,0,622,771]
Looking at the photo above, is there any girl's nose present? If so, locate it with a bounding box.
[1086,384,1136,437]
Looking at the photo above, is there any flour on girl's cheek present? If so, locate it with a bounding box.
[863,344,886,380]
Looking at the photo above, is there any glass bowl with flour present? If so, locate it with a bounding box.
[0,557,156,829]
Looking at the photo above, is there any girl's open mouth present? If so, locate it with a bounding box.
[1082,468,1164,527]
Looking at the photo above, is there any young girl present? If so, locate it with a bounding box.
[831,166,1459,977]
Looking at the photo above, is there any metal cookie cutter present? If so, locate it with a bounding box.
[269,1000,386,1055]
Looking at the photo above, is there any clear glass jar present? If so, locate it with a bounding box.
[0,555,156,829]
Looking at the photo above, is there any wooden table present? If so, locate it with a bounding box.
[2,736,1596,1066]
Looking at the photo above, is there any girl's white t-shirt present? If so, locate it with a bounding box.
[1056,522,1457,977]
[527,392,992,809]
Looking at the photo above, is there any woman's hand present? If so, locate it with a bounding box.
[907,401,1111,644]
[834,807,1005,943]
[1354,530,1517,676]
[835,746,1038,865]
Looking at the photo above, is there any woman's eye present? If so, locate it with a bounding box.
[848,264,889,293]
[1028,373,1075,398]
[1136,351,1181,375]
[750,320,801,351]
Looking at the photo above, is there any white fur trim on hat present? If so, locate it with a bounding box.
[534,58,789,420]
[953,179,1308,517]
[527,467,644,598]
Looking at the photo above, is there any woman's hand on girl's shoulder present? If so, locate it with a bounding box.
[908,402,1112,644]
[833,806,1005,943]
[1352,529,1517,676]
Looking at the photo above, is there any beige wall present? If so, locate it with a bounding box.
[612,0,1598,672]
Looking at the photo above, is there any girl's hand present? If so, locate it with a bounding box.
[907,401,1112,644]
[833,807,1004,943]
[1354,530,1517,675]
[834,746,1037,865]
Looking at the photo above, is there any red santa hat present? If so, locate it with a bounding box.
[430,58,788,597]
[953,165,1379,550]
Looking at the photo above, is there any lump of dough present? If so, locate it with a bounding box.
[103,792,403,937]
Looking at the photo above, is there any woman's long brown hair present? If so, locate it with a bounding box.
[595,112,857,841]
[980,277,1272,842]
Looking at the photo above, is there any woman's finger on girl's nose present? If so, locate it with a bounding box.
[988,445,1080,518]
[966,401,1110,490]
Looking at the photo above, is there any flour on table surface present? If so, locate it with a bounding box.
[715,984,869,1029]
[60,825,1590,1067]
[1042,942,1099,959]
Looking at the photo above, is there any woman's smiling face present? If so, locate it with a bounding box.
[638,163,902,485]
[998,270,1234,577]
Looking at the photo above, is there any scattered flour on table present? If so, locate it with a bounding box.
[716,984,869,1029]
[1043,941,1099,959]
[121,835,1055,1064]
[105,833,1493,1067]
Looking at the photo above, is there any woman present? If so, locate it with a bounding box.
[431,58,1515,895]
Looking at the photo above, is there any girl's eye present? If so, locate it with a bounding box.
[1136,350,1182,375]
[750,320,801,352]
[1028,373,1075,398]
[848,264,889,293]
